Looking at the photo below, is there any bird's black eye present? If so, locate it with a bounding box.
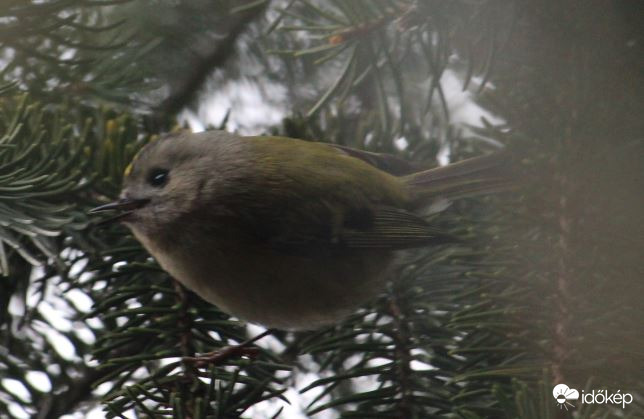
[147,168,169,187]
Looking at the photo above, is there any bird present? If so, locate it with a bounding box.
[91,130,513,331]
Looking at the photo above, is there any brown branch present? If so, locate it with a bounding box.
[388,290,413,419]
[175,280,197,373]
[153,1,269,123]
[174,279,198,419]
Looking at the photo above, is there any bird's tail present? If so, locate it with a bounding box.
[403,152,517,208]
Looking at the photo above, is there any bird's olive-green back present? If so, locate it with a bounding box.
[237,136,455,250]
[246,136,408,207]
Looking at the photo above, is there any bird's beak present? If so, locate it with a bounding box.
[89,198,150,226]
[89,198,150,214]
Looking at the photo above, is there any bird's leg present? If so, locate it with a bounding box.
[183,328,274,367]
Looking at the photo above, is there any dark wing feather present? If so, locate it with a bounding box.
[329,144,420,175]
[340,206,455,249]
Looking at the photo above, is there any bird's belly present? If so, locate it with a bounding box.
[154,245,394,330]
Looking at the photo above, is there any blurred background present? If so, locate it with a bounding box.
[0,1,642,418]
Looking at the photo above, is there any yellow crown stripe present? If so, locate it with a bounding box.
[123,134,160,178]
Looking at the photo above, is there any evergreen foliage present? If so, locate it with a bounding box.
[0,1,642,418]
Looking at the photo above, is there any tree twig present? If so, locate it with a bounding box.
[153,1,269,123]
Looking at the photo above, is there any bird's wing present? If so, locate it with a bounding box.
[250,204,453,251]
[338,206,455,249]
[230,136,451,251]
[328,144,420,175]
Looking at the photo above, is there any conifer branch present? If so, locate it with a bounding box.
[154,1,269,121]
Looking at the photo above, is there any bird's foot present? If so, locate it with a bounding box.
[183,345,260,367]
[182,329,273,367]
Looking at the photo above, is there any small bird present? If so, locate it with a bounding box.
[91,131,512,330]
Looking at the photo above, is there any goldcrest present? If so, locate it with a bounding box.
[91,131,511,330]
